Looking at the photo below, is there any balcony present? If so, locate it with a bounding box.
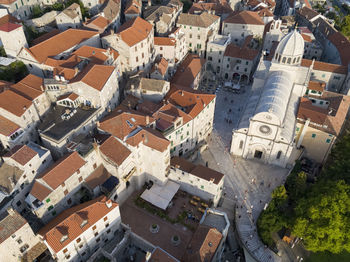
[123,167,136,182]
[25,194,43,211]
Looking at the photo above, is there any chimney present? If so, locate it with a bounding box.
[146,115,150,125]
[106,199,113,208]
[40,85,44,91]
[74,67,79,76]
[7,207,16,216]
[181,91,184,96]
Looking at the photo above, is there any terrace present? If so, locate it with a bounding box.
[121,188,210,259]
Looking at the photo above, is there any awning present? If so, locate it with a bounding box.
[141,180,180,210]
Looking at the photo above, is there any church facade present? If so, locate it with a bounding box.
[230,30,312,167]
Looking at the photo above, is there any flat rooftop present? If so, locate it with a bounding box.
[38,106,98,142]
[211,35,230,46]
[121,191,194,260]
[201,211,228,233]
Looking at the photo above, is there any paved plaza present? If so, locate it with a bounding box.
[196,86,293,262]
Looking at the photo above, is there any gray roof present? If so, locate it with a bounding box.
[144,5,174,21]
[62,3,80,19]
[177,12,219,28]
[0,209,27,244]
[255,71,293,125]
[140,78,167,92]
[0,163,23,195]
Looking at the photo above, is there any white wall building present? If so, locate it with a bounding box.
[55,3,82,31]
[38,196,121,262]
[177,12,220,56]
[169,157,224,207]
[222,11,265,45]
[230,30,311,167]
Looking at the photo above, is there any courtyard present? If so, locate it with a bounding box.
[194,83,293,261]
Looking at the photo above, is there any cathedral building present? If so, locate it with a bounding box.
[230,30,311,167]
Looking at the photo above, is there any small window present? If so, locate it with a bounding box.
[76,238,81,243]
[92,225,97,230]
[16,200,21,207]
[63,248,68,253]
[94,232,98,237]
[326,138,331,143]
[104,216,108,221]
[93,163,97,169]
[96,238,100,243]
[78,176,83,182]
[64,189,68,195]
[48,205,53,211]
[311,134,316,138]
[276,151,282,160]
[201,185,204,189]
[239,141,243,149]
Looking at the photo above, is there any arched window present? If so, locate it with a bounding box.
[225,73,228,79]
[276,151,282,160]
[278,55,281,62]
[239,140,243,149]
[297,57,300,63]
[293,58,296,64]
[287,57,291,64]
[275,53,278,59]
[271,24,274,30]
[282,57,286,63]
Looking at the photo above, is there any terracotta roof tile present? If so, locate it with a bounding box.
[0,89,32,117]
[36,152,86,190]
[84,15,110,32]
[116,17,153,47]
[308,81,325,92]
[171,54,205,88]
[168,89,215,118]
[182,225,223,262]
[224,43,259,60]
[38,196,118,253]
[30,181,53,202]
[301,59,348,74]
[125,0,141,15]
[99,136,132,165]
[301,33,312,42]
[62,3,81,19]
[224,10,264,25]
[10,74,44,101]
[149,247,179,262]
[188,2,234,16]
[151,57,169,76]
[0,22,21,32]
[171,157,224,184]
[297,92,350,135]
[70,64,115,91]
[85,165,111,189]
[327,32,350,66]
[297,6,319,20]
[28,29,99,63]
[0,115,20,136]
[0,14,20,27]
[73,45,119,62]
[4,144,37,166]
[99,111,154,140]
[154,37,176,46]
[126,127,170,152]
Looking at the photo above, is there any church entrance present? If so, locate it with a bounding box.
[254,150,263,159]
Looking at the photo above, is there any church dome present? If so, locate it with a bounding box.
[272,30,305,65]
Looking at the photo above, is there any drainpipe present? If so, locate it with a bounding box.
[296,118,310,148]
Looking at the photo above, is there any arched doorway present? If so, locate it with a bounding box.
[240,74,248,84]
[232,73,240,83]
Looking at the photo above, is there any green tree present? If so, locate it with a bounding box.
[340,15,350,39]
[0,61,28,82]
[292,180,350,253]
[32,5,43,18]
[0,46,6,57]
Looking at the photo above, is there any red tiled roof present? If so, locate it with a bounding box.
[0,22,21,32]
[126,127,170,152]
[85,165,111,189]
[36,152,86,190]
[301,33,312,42]
[0,89,32,117]
[297,92,350,135]
[99,136,132,166]
[168,89,215,118]
[38,196,118,253]
[171,54,205,88]
[224,43,259,60]
[154,37,176,46]
[182,225,223,262]
[73,45,119,63]
[301,59,348,74]
[224,10,264,25]
[4,144,37,166]
[171,156,224,184]
[327,32,350,66]
[70,64,115,91]
[30,181,52,202]
[0,115,20,136]
[28,29,99,63]
[99,111,154,140]
[116,17,153,47]
[10,74,44,101]
[308,81,325,92]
